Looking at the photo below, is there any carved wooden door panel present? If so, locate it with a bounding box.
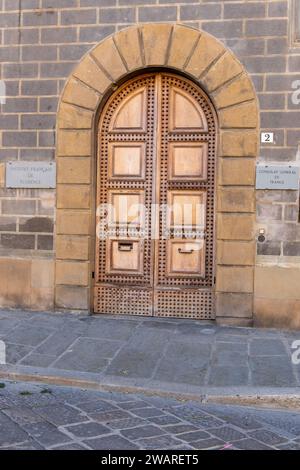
[94,73,216,319]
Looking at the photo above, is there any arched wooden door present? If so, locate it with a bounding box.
[94,72,216,319]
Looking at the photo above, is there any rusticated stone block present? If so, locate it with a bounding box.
[58,103,93,129]
[56,260,89,286]
[57,184,90,209]
[219,101,258,128]
[217,241,255,266]
[217,214,255,240]
[220,131,258,157]
[216,266,254,293]
[56,235,89,261]
[216,292,253,318]
[56,210,90,235]
[219,158,255,185]
[57,130,91,156]
[57,158,91,184]
[218,188,255,213]
[56,285,89,310]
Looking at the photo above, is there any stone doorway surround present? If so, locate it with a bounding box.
[55,23,259,325]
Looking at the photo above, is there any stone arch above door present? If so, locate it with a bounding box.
[55,23,259,324]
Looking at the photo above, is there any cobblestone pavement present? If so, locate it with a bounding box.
[0,380,300,450]
[0,310,300,393]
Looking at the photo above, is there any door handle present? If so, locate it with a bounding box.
[118,241,133,252]
[178,248,194,254]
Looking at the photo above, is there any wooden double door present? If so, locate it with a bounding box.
[94,72,216,319]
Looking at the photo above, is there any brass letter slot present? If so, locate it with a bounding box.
[178,248,194,254]
[118,242,133,252]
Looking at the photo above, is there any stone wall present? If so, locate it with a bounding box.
[0,1,299,326]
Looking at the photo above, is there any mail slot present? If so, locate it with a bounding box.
[118,241,134,252]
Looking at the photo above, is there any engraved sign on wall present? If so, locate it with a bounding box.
[256,164,300,190]
[6,162,56,189]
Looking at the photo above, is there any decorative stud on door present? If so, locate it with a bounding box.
[94,73,216,319]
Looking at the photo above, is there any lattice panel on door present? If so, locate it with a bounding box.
[157,74,216,289]
[95,76,155,287]
[95,286,153,316]
[156,290,214,319]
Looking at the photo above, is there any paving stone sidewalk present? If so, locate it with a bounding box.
[0,380,300,450]
[0,310,300,394]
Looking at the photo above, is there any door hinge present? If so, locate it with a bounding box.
[214,276,216,285]
[92,271,95,279]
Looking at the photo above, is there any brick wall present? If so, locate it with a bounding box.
[0,0,299,262]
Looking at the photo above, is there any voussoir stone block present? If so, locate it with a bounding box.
[57,158,91,184]
[218,187,255,213]
[219,101,258,129]
[114,26,143,71]
[73,54,112,94]
[216,266,254,293]
[56,210,90,235]
[92,36,127,81]
[57,184,90,209]
[58,103,93,129]
[202,51,243,92]
[56,260,89,286]
[56,286,89,310]
[219,158,255,186]
[185,32,224,78]
[57,130,91,156]
[142,23,172,66]
[217,213,255,241]
[62,78,99,110]
[168,24,200,69]
[213,74,255,109]
[220,131,258,157]
[56,235,89,261]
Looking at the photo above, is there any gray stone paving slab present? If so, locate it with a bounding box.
[250,356,297,386]
[0,411,28,447]
[137,434,184,449]
[121,424,165,440]
[20,353,57,367]
[250,338,287,356]
[154,341,211,385]
[23,421,72,447]
[52,337,119,372]
[4,325,53,347]
[5,343,33,365]
[83,435,139,450]
[63,421,110,438]
[33,404,86,426]
[208,366,249,386]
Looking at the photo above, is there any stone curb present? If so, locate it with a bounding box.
[1,364,300,410]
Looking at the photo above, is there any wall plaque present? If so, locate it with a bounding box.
[256,164,299,190]
[6,162,56,189]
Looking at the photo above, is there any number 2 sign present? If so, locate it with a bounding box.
[261,132,274,143]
